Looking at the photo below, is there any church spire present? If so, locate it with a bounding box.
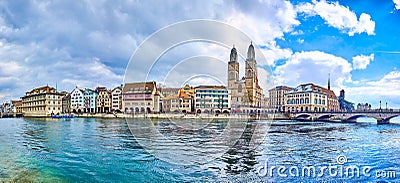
[328,73,331,90]
[229,45,238,62]
[247,41,255,60]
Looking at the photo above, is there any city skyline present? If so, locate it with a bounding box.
[0,1,400,108]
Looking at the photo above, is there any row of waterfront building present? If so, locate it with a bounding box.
[2,43,356,117]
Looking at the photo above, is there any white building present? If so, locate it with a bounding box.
[70,86,85,113]
[194,85,230,114]
[268,86,293,112]
[111,86,122,112]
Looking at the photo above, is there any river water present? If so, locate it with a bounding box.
[0,117,399,182]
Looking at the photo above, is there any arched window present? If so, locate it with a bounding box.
[305,98,309,104]
[247,70,252,77]
[300,99,304,104]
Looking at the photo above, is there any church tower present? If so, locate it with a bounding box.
[245,42,257,104]
[328,73,331,90]
[228,45,239,91]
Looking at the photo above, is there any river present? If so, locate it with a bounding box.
[0,117,399,182]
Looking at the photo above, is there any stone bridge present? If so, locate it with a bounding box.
[291,112,400,124]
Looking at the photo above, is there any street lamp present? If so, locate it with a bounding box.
[379,100,382,112]
[386,102,388,111]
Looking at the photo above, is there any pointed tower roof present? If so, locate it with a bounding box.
[247,42,255,60]
[328,73,331,90]
[229,45,238,63]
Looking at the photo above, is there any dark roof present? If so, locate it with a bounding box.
[25,85,61,96]
[269,85,293,91]
[111,86,122,92]
[194,85,227,89]
[123,81,157,93]
[95,86,107,92]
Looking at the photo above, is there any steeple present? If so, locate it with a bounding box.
[228,44,240,90]
[328,73,331,90]
[247,41,255,61]
[229,45,238,62]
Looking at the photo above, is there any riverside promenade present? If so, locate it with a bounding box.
[73,113,289,120]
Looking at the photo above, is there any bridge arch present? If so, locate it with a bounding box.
[295,113,312,120]
[386,114,400,121]
[385,115,400,123]
[317,114,334,121]
[346,115,377,123]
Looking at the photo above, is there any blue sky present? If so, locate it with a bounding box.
[0,0,400,108]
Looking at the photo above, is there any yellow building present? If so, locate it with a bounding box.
[11,100,23,116]
[21,86,63,117]
[161,84,194,113]
[96,89,111,113]
[162,93,192,113]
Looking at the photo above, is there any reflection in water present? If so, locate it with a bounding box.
[0,118,400,182]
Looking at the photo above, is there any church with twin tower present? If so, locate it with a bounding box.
[228,42,264,113]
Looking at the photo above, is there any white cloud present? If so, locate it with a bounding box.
[274,51,353,90]
[260,41,293,66]
[0,61,23,75]
[258,67,275,95]
[352,53,374,70]
[0,38,123,102]
[226,0,300,43]
[290,30,304,35]
[1,0,383,105]
[394,0,400,10]
[272,51,400,108]
[297,0,375,36]
[345,71,400,108]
